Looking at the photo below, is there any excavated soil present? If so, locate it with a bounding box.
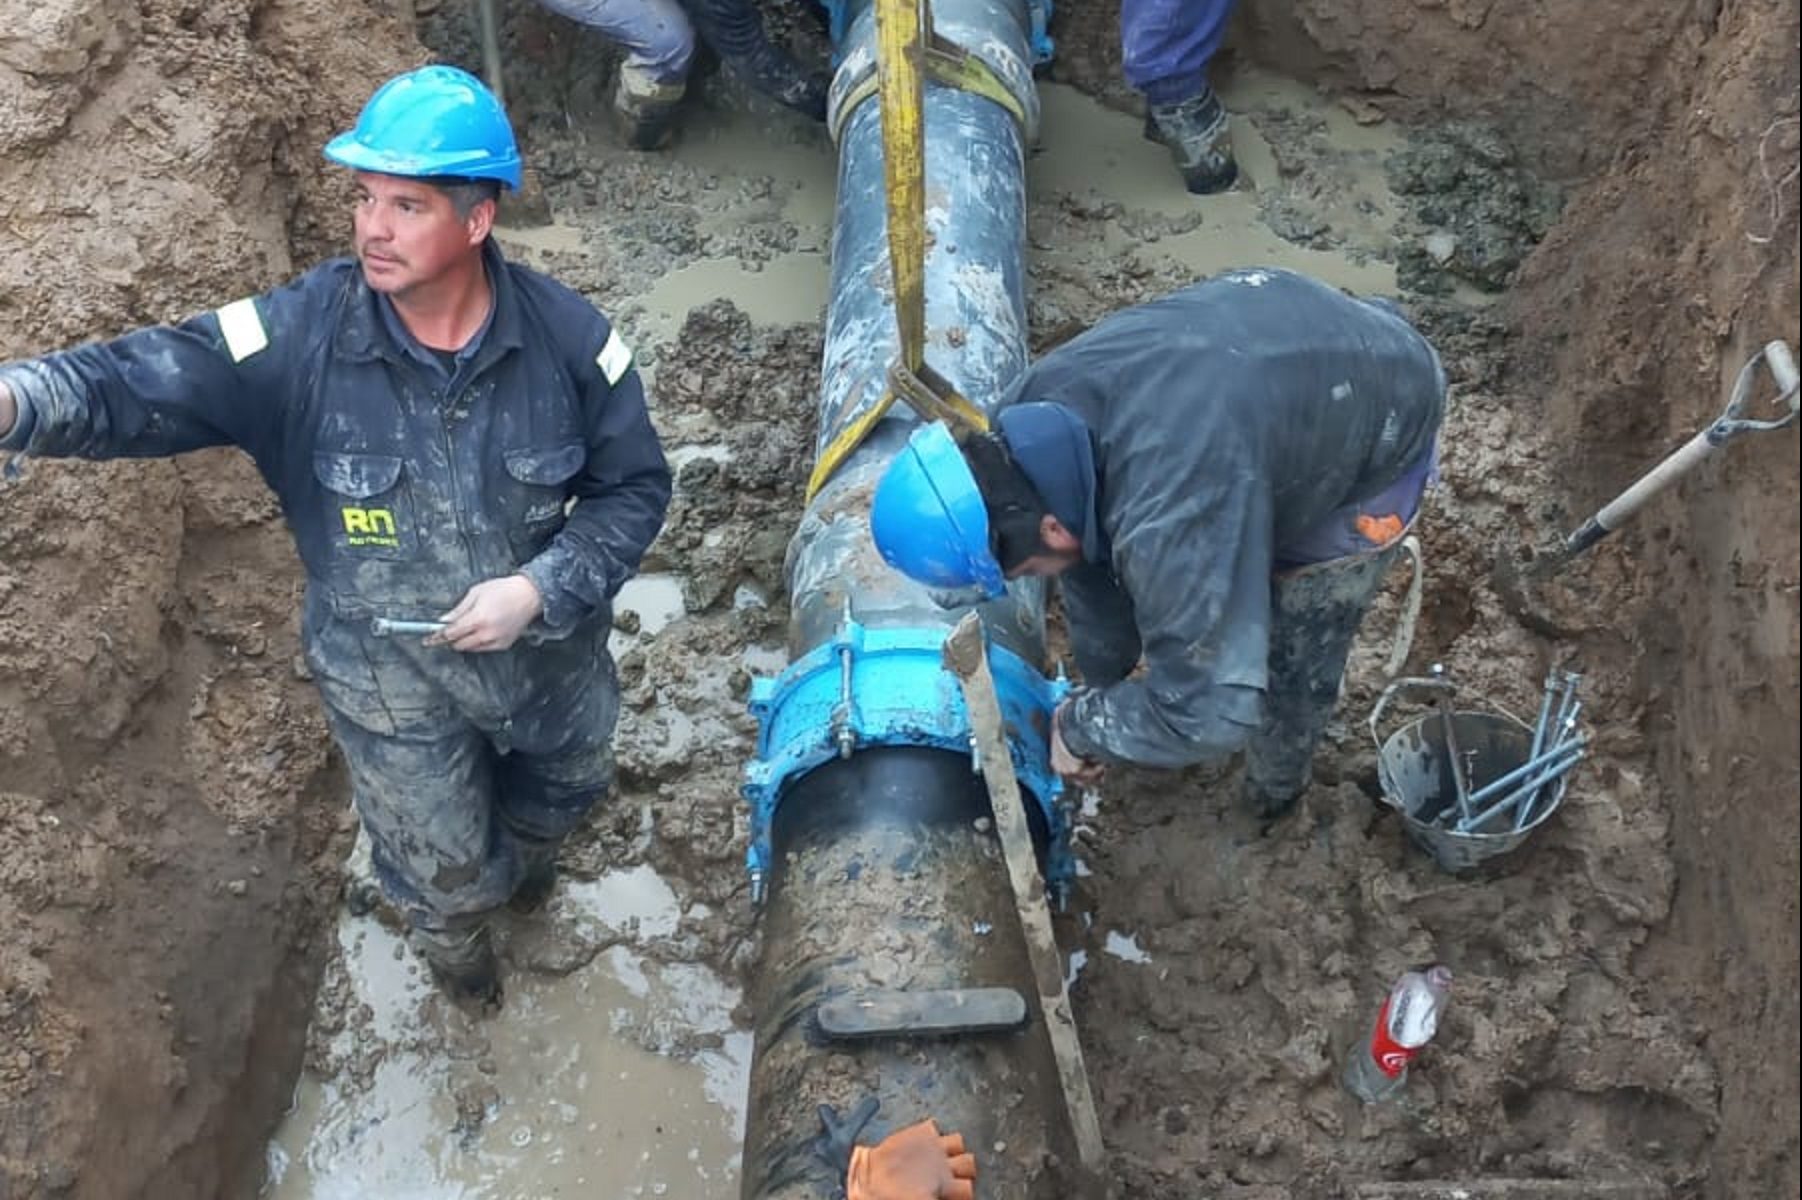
[1,1,1797,1199]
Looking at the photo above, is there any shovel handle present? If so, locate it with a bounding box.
[1565,430,1717,555]
[1565,339,1799,558]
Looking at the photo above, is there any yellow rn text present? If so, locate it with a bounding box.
[341,506,400,547]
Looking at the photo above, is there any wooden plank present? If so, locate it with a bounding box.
[943,612,1108,1174]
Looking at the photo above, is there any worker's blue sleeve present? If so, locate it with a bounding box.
[516,346,672,632]
[1120,0,1237,103]
[0,280,311,462]
[686,0,828,119]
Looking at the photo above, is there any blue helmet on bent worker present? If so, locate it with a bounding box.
[871,422,1008,600]
[873,406,1103,598]
[324,64,523,190]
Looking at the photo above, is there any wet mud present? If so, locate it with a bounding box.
[1,1,1796,1198]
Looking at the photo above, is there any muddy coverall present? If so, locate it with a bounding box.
[0,241,672,933]
[1006,267,1444,803]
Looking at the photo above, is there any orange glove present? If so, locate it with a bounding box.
[846,1119,978,1200]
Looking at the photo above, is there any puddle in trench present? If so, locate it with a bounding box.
[638,252,827,346]
[1028,70,1402,296]
[635,104,836,347]
[741,644,789,675]
[265,867,749,1200]
[494,220,591,260]
[611,571,687,632]
[1104,930,1154,964]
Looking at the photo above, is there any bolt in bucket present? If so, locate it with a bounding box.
[1367,677,1569,872]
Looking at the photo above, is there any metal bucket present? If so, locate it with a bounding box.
[1368,678,1566,872]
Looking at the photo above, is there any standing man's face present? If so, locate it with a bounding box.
[351,171,490,297]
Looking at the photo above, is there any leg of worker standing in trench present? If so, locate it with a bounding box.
[534,0,696,148]
[322,701,515,1005]
[493,633,622,916]
[1123,0,1239,193]
[1244,543,1402,820]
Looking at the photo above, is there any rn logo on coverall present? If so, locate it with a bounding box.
[341,506,400,548]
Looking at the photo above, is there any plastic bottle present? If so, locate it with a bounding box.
[1342,963,1454,1103]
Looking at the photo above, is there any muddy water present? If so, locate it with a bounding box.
[268,65,1438,1200]
[266,868,749,1199]
[1028,76,1400,294]
[614,573,688,633]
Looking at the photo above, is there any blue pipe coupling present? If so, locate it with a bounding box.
[743,619,1074,902]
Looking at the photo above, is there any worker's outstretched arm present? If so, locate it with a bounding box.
[1058,560,1143,686]
[0,281,307,463]
[686,0,828,120]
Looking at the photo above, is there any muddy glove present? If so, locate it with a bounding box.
[814,1096,881,1194]
[847,1119,978,1200]
[685,0,829,120]
[1051,698,1106,787]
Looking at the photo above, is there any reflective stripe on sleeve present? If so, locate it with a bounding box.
[215,297,269,363]
[596,328,633,386]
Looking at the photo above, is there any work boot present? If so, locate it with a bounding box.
[1146,87,1238,195]
[413,920,503,1010]
[507,841,560,915]
[612,69,686,151]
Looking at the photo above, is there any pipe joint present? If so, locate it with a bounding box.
[743,622,1072,890]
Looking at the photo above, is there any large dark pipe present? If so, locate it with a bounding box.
[743,748,1067,1196]
[738,0,1084,1191]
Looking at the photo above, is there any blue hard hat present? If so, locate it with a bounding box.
[324,65,522,190]
[871,423,1007,599]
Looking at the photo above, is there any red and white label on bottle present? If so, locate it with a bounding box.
[1367,996,1418,1078]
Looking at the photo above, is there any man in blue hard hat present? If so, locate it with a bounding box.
[870,268,1443,817]
[0,66,672,1007]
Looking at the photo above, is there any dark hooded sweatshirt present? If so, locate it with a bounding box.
[1000,267,1444,767]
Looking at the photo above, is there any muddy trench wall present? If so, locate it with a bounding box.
[0,1,415,1195]
[1502,1,1802,1193]
[0,0,1797,1197]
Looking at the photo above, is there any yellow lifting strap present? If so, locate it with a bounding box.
[804,0,992,503]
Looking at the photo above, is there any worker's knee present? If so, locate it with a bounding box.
[497,766,613,845]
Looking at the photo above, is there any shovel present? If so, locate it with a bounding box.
[1561,339,1798,558]
[1494,339,1798,636]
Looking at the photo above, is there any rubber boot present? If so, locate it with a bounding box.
[613,68,687,151]
[1146,87,1238,195]
[413,918,502,1010]
[507,838,561,915]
